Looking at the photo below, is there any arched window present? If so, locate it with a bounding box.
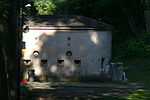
[33,51,39,57]
[66,51,72,57]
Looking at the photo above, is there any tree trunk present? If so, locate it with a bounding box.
[144,0,150,43]
[121,0,139,36]
[0,0,21,100]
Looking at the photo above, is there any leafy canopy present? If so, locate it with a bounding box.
[34,0,56,15]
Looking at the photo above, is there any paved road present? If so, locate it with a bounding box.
[20,82,147,100]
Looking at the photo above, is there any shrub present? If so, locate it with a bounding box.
[112,33,150,61]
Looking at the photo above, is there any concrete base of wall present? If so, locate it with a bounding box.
[34,74,112,82]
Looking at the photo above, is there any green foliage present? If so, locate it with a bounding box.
[112,33,150,61]
[52,0,101,16]
[22,6,37,16]
[0,0,20,19]
[125,58,150,83]
[0,1,10,19]
[21,0,37,16]
[124,58,150,99]
[34,0,56,15]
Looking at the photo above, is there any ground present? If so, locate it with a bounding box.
[20,59,150,100]
[20,82,150,100]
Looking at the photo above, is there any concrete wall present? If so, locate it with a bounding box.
[22,29,112,79]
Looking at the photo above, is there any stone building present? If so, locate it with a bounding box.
[22,15,112,81]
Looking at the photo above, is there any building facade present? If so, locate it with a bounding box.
[22,15,112,81]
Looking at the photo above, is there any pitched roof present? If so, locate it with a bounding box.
[24,15,113,30]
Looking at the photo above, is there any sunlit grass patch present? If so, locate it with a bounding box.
[121,58,150,100]
[125,88,150,100]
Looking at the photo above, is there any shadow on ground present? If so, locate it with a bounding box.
[20,82,150,100]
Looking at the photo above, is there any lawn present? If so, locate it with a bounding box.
[125,58,150,83]
[123,58,150,100]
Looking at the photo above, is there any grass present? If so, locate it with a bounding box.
[126,89,150,100]
[124,58,150,83]
[123,58,150,100]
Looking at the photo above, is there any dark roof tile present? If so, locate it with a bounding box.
[24,15,113,30]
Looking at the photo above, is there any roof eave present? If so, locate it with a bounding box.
[25,26,113,30]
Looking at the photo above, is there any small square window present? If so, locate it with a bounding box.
[23,60,31,66]
[41,59,47,66]
[22,42,26,49]
[57,60,64,67]
[66,51,72,57]
[74,60,81,67]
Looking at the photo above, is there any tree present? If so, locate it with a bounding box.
[0,0,21,99]
[121,0,145,36]
[143,0,150,43]
[34,0,56,15]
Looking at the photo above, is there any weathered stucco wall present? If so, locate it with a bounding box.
[22,29,111,79]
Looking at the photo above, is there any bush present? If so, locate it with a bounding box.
[112,33,150,61]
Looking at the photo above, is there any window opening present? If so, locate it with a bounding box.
[74,60,81,67]
[66,51,72,57]
[101,58,105,68]
[22,41,26,49]
[41,59,47,66]
[23,60,31,66]
[67,37,71,40]
[23,26,29,33]
[57,60,64,67]
[33,51,39,57]
[68,43,71,46]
